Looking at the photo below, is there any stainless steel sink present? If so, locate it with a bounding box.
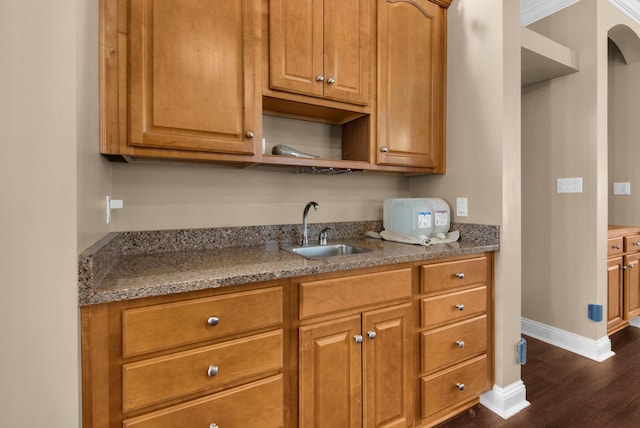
[282,243,373,259]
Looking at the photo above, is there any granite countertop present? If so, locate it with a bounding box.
[79,221,499,306]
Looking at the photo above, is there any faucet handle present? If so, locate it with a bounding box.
[319,227,331,245]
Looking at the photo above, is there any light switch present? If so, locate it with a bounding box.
[613,182,631,195]
[456,197,468,217]
[557,177,583,193]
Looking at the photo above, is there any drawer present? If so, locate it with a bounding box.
[420,257,487,294]
[123,286,283,357]
[299,268,412,319]
[421,355,488,419]
[608,237,624,257]
[421,315,487,374]
[421,286,487,328]
[123,374,284,428]
[123,330,283,412]
[624,235,640,252]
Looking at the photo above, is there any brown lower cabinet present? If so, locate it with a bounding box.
[81,254,493,427]
[607,226,640,335]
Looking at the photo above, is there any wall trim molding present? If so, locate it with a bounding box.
[521,317,615,362]
[521,0,640,26]
[480,380,530,419]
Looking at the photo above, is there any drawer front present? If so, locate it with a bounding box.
[123,330,283,412]
[609,237,624,257]
[123,286,283,357]
[421,286,487,328]
[421,355,488,419]
[123,375,284,428]
[420,257,487,294]
[299,268,412,319]
[624,235,640,252]
[421,315,487,374]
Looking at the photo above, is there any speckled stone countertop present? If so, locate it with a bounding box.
[78,221,499,306]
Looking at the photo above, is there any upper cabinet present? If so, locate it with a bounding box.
[376,0,448,172]
[268,0,372,107]
[99,0,450,173]
[100,0,262,163]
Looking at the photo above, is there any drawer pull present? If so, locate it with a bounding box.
[456,383,465,391]
[629,264,635,269]
[354,335,363,344]
[207,364,219,377]
[635,242,640,247]
[614,244,621,250]
[210,424,219,428]
[207,316,219,327]
[455,272,465,279]
[367,331,377,340]
[456,340,465,348]
[455,304,465,311]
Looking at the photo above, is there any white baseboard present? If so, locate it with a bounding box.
[521,318,615,362]
[480,380,530,419]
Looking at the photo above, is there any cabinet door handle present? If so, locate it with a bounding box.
[316,74,325,82]
[246,131,254,139]
[327,77,335,84]
[456,383,465,391]
[614,244,621,250]
[456,340,465,348]
[207,316,219,327]
[367,331,377,340]
[354,335,363,343]
[455,272,465,279]
[629,263,635,269]
[210,424,219,428]
[635,242,640,247]
[207,365,219,377]
[455,304,465,311]
[380,146,389,153]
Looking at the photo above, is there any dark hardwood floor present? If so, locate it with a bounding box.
[436,328,640,427]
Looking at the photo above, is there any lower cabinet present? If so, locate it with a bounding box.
[607,226,640,334]
[81,254,494,427]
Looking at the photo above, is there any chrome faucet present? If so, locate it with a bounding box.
[302,202,320,246]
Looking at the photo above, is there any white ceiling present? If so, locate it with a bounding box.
[521,0,640,26]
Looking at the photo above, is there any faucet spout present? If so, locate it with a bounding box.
[302,201,320,246]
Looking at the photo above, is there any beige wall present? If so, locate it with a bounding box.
[411,0,523,388]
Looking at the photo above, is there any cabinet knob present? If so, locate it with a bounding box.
[327,77,335,84]
[354,335,363,343]
[210,424,219,428]
[246,131,254,139]
[455,272,465,279]
[207,365,219,377]
[629,263,635,269]
[380,146,389,153]
[456,383,465,391]
[455,304,465,311]
[614,244,621,250]
[316,74,325,82]
[367,331,377,340]
[456,340,465,348]
[207,316,219,327]
[635,242,640,247]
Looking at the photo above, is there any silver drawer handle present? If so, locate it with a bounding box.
[354,335,363,343]
[456,383,465,391]
[367,331,377,340]
[455,304,465,311]
[210,424,219,428]
[456,340,465,348]
[207,365,219,377]
[635,242,640,246]
[455,272,465,279]
[614,244,621,249]
[207,316,219,327]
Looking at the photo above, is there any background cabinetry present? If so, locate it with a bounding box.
[607,226,640,334]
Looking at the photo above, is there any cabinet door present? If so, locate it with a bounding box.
[624,253,640,320]
[323,0,371,105]
[608,257,624,333]
[269,0,324,98]
[376,0,446,169]
[299,315,362,428]
[129,0,259,154]
[362,303,413,428]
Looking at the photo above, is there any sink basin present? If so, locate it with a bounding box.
[282,243,373,259]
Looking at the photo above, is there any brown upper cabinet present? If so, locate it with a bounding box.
[376,0,448,172]
[267,0,372,107]
[100,0,263,163]
[99,0,450,173]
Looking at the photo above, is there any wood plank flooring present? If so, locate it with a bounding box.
[436,328,640,427]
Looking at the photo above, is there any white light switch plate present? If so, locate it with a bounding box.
[557,177,582,193]
[456,197,468,217]
[613,182,631,195]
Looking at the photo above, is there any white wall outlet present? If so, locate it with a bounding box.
[106,196,124,224]
[557,177,583,193]
[613,182,631,195]
[456,197,468,217]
